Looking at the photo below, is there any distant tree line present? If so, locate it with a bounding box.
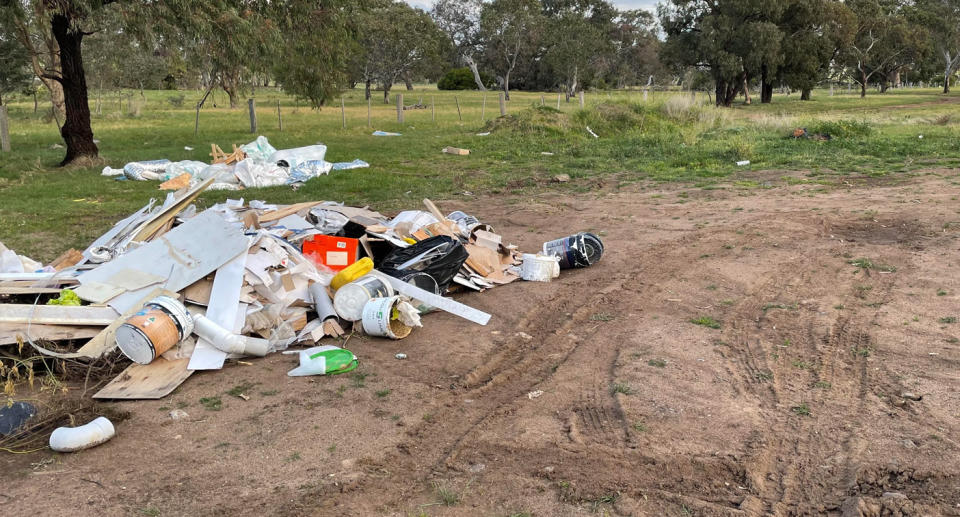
[0,0,958,164]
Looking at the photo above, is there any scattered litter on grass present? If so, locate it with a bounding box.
[586,126,599,138]
[736,160,750,166]
[372,130,401,136]
[102,136,368,190]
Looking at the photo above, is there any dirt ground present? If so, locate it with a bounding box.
[3,171,960,517]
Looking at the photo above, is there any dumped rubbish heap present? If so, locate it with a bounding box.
[0,181,603,451]
[101,136,370,190]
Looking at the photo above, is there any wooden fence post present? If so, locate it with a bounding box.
[396,94,404,124]
[557,93,561,109]
[277,99,283,131]
[540,95,544,106]
[455,96,462,121]
[498,92,506,116]
[367,97,371,127]
[248,99,257,133]
[643,89,648,102]
[0,106,10,152]
[340,97,346,129]
[579,91,584,108]
[481,94,486,120]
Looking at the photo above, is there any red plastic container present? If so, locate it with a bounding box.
[302,235,359,272]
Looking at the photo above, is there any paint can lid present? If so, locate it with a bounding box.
[115,323,156,364]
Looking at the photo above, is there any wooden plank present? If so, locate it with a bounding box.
[0,273,78,284]
[0,305,119,325]
[0,287,63,295]
[258,201,323,223]
[94,357,193,400]
[49,249,83,270]
[0,323,102,346]
[132,177,215,242]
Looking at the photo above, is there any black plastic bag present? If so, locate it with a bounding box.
[378,236,468,291]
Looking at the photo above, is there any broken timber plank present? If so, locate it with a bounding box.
[0,323,102,346]
[94,357,193,399]
[0,305,119,325]
[258,201,324,223]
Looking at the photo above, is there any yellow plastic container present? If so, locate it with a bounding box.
[330,257,374,291]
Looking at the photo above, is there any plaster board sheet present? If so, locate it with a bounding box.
[78,211,249,314]
[187,251,247,370]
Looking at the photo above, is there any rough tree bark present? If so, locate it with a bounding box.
[364,79,371,100]
[800,88,811,100]
[715,73,745,107]
[50,11,97,165]
[383,84,391,104]
[760,64,773,104]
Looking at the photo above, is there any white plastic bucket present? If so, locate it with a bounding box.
[520,254,560,282]
[333,274,394,321]
[361,296,413,339]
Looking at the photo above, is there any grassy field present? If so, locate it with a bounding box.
[2,85,960,260]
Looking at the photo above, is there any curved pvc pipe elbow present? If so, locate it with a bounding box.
[49,416,115,452]
[192,314,269,357]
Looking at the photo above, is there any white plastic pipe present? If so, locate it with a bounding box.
[192,313,269,356]
[49,416,115,452]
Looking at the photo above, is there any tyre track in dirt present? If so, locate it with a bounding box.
[288,227,759,515]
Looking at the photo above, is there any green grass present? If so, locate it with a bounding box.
[690,316,721,329]
[199,396,222,411]
[849,258,897,273]
[2,87,960,259]
[433,482,460,506]
[611,382,634,395]
[647,358,667,368]
[939,316,957,324]
[791,403,811,416]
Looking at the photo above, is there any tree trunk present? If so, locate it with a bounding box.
[33,91,38,113]
[383,84,391,104]
[365,79,371,100]
[945,69,951,94]
[404,74,413,91]
[800,88,811,101]
[225,87,239,109]
[503,71,510,101]
[760,64,773,103]
[463,54,487,91]
[743,76,751,105]
[860,69,868,98]
[50,12,98,166]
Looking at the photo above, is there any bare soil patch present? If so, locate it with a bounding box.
[3,172,959,516]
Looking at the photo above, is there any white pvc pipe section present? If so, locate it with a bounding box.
[49,416,115,452]
[192,313,269,356]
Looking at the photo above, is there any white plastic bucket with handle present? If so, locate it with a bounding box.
[361,296,413,339]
